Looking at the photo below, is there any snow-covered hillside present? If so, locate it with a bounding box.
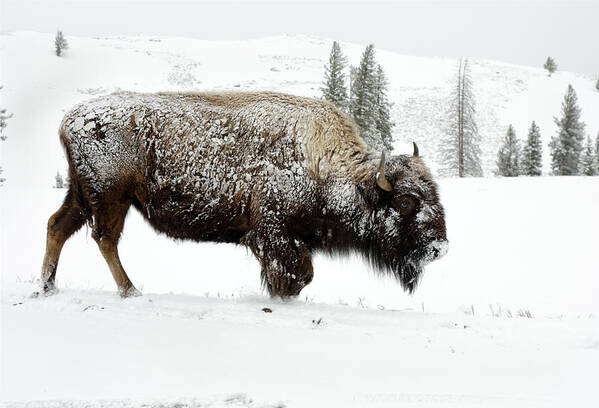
[1,31,599,186]
[1,32,599,407]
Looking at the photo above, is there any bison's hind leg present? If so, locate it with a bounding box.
[41,189,87,294]
[90,195,140,298]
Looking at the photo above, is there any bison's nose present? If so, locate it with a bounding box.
[428,239,448,260]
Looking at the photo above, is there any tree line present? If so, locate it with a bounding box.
[321,41,394,151]
[323,45,599,178]
[498,57,599,176]
[322,44,483,177]
[497,84,599,177]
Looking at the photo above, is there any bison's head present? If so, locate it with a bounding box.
[351,143,448,293]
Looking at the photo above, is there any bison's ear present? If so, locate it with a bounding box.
[376,151,393,192]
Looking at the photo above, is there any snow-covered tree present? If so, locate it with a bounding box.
[581,136,596,176]
[520,121,543,176]
[439,58,482,177]
[549,85,585,175]
[496,125,520,177]
[0,86,12,186]
[543,57,557,76]
[0,116,8,142]
[372,64,394,151]
[54,171,66,188]
[595,77,599,92]
[349,45,394,150]
[350,45,377,147]
[321,41,348,110]
[55,30,69,57]
[596,132,599,173]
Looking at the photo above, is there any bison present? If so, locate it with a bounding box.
[41,91,447,298]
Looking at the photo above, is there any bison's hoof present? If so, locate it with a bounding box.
[119,286,142,298]
[30,284,59,299]
[43,282,59,296]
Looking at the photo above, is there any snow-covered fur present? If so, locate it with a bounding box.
[42,91,447,298]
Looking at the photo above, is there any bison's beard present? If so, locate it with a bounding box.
[367,246,424,294]
[324,232,424,293]
[361,237,448,294]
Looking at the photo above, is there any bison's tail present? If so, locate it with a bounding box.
[59,127,93,224]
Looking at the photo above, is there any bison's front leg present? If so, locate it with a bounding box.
[243,227,314,299]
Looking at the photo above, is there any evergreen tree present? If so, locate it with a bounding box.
[496,125,520,177]
[55,30,69,57]
[350,45,378,148]
[596,131,599,173]
[581,136,596,176]
[439,58,482,177]
[372,64,394,151]
[550,85,586,175]
[349,45,394,150]
[595,77,599,92]
[543,57,557,76]
[0,112,8,142]
[321,41,348,110]
[520,121,543,176]
[0,87,9,141]
[54,171,66,188]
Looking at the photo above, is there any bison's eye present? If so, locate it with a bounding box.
[395,195,417,216]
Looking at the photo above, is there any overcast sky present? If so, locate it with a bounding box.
[2,0,597,75]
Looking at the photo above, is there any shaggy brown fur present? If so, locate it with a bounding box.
[41,91,447,298]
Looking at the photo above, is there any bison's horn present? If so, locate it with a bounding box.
[413,142,419,157]
[376,151,393,192]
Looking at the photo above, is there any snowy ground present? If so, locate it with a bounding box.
[1,32,599,407]
[1,281,597,408]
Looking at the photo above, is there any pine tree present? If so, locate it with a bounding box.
[544,57,557,76]
[596,132,599,173]
[595,77,599,92]
[581,137,597,176]
[439,58,482,177]
[349,45,394,150]
[372,64,394,151]
[350,45,378,148]
[321,41,348,110]
[520,121,543,176]
[0,111,9,142]
[550,85,586,175]
[55,30,69,57]
[54,171,66,188]
[496,125,520,177]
